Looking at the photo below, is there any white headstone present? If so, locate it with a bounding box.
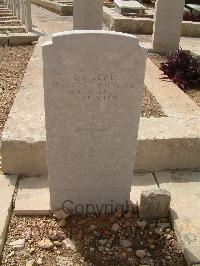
[16,0,20,19]
[73,0,103,30]
[24,0,32,32]
[43,31,146,214]
[152,0,185,53]
[20,0,25,24]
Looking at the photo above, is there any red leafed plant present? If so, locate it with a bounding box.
[160,49,200,90]
[183,12,200,22]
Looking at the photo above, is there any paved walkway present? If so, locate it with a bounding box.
[136,34,200,56]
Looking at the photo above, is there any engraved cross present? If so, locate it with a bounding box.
[77,112,109,158]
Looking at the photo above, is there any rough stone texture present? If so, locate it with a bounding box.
[14,176,50,215]
[139,188,171,219]
[130,173,158,204]
[155,171,200,265]
[152,0,185,53]
[9,32,39,45]
[42,31,146,212]
[24,0,32,32]
[73,0,103,30]
[114,0,145,14]
[0,174,17,256]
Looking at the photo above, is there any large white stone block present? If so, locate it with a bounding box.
[73,0,103,30]
[152,0,185,53]
[42,31,147,213]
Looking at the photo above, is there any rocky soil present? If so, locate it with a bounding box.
[1,209,187,266]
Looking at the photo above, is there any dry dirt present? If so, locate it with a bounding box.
[1,210,187,266]
[0,45,34,137]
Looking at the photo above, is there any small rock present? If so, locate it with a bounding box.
[63,238,76,250]
[99,239,108,246]
[26,260,37,266]
[136,220,147,230]
[136,249,146,258]
[50,231,65,241]
[59,219,66,228]
[90,224,96,231]
[120,239,132,248]
[54,241,62,247]
[37,258,43,265]
[157,223,170,230]
[125,211,133,219]
[150,244,155,250]
[98,246,104,252]
[6,251,15,258]
[111,223,120,232]
[30,248,35,254]
[56,256,69,266]
[9,238,25,250]
[155,228,162,235]
[38,239,53,250]
[54,209,69,220]
[114,209,123,218]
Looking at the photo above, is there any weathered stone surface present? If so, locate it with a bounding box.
[0,174,17,256]
[130,173,158,204]
[24,0,32,32]
[152,0,185,53]
[155,171,200,265]
[139,188,171,219]
[14,176,50,215]
[42,31,146,212]
[114,0,145,14]
[73,0,103,30]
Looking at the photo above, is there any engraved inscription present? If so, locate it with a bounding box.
[51,73,135,105]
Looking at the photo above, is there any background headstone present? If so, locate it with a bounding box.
[24,0,32,32]
[20,0,25,24]
[152,0,185,53]
[73,0,103,30]
[43,31,146,213]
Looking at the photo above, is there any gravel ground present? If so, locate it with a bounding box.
[1,209,187,266]
[142,88,165,118]
[0,45,34,137]
[148,52,200,107]
[0,21,22,26]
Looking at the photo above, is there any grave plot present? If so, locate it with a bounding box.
[0,2,200,266]
[1,209,187,266]
[0,0,39,45]
[103,0,200,37]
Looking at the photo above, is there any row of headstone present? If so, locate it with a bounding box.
[152,0,185,53]
[4,0,32,32]
[43,0,147,213]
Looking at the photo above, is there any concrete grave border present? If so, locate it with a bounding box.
[31,0,73,15]
[1,37,200,175]
[103,6,200,37]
